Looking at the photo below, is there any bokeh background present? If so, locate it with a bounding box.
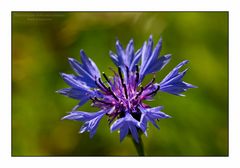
[12,12,228,156]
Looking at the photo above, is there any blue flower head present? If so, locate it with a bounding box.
[57,35,197,143]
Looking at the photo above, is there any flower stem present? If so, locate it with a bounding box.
[132,134,144,156]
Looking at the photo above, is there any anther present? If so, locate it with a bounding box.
[108,87,119,101]
[94,79,105,91]
[125,66,129,80]
[135,64,139,85]
[109,67,118,76]
[145,85,160,97]
[93,97,112,105]
[118,66,124,86]
[144,76,156,89]
[135,86,144,99]
[102,72,111,85]
[108,113,119,125]
[90,97,95,101]
[98,78,109,91]
[123,83,128,99]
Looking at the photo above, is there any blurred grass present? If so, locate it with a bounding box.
[12,12,228,156]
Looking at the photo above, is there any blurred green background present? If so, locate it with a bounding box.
[12,12,228,156]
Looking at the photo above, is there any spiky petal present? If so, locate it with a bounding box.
[159,60,197,96]
[62,107,114,138]
[139,35,171,82]
[139,106,171,132]
[110,112,142,143]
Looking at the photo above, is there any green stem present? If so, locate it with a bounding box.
[131,134,144,156]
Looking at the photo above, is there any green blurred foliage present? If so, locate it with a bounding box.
[12,12,228,156]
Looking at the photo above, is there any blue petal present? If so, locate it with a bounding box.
[110,112,141,143]
[79,114,104,138]
[125,39,134,66]
[57,87,103,108]
[68,58,90,78]
[80,50,101,78]
[109,51,120,66]
[62,109,106,121]
[56,87,91,99]
[116,40,126,67]
[129,124,139,143]
[110,117,125,132]
[58,73,94,107]
[63,108,114,138]
[68,58,95,87]
[145,54,171,74]
[139,106,171,131]
[120,125,129,142]
[141,35,153,67]
[67,50,100,88]
[60,73,86,89]
[161,60,188,84]
[110,38,143,73]
[140,42,147,71]
[129,48,142,71]
[151,37,162,60]
[139,36,171,82]
[142,112,159,129]
[160,60,197,96]
[72,97,90,110]
[139,114,148,132]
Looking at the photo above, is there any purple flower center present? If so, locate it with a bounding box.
[92,65,159,124]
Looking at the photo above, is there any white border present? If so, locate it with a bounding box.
[1,0,240,168]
